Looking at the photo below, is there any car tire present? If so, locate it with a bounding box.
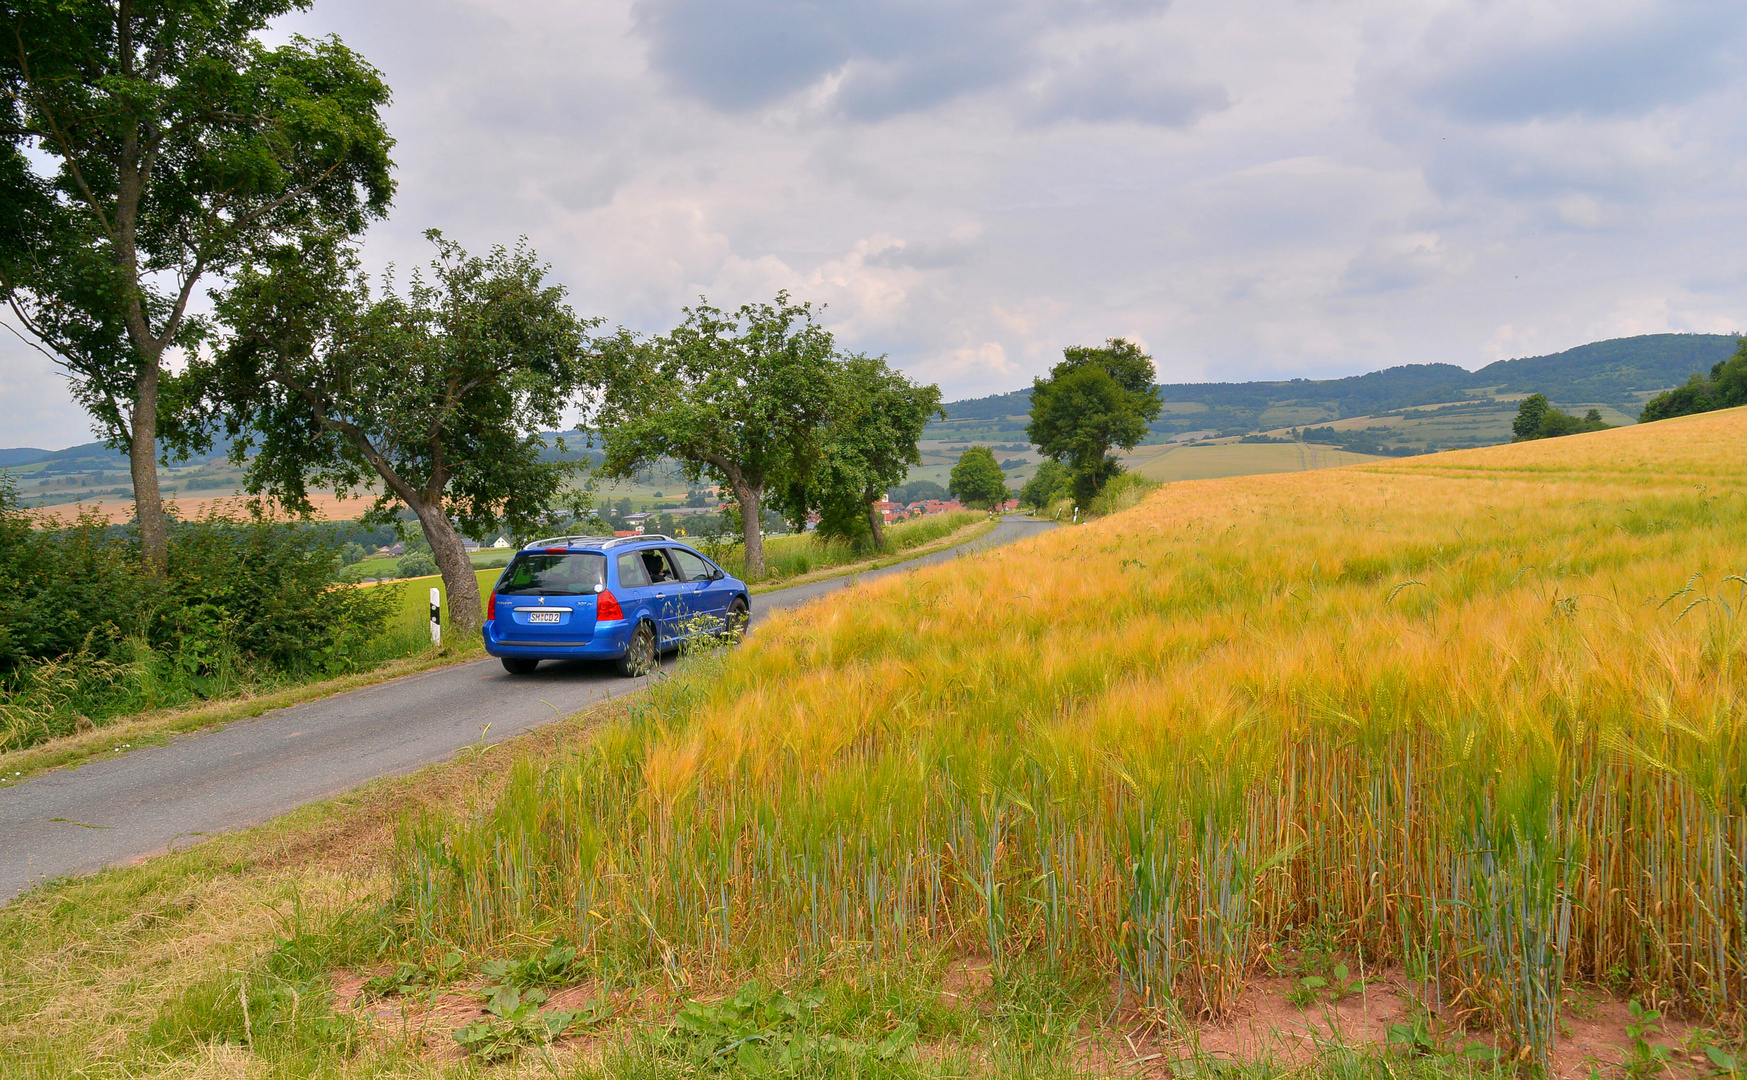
[501,657,539,675]
[725,597,750,641]
[617,621,658,678]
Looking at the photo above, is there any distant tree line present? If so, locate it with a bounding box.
[1510,395,1611,441]
[1638,339,1747,423]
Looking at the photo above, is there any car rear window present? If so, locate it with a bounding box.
[616,551,651,587]
[498,553,605,595]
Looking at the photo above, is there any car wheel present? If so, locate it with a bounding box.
[617,621,658,678]
[725,597,750,641]
[501,657,539,675]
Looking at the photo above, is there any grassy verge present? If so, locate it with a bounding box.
[0,568,502,784]
[708,511,984,586]
[746,514,997,595]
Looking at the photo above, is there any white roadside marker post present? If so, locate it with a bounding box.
[429,587,442,647]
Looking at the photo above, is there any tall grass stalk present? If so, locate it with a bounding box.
[393,410,1747,1069]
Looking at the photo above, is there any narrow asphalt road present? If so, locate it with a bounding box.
[0,516,1055,902]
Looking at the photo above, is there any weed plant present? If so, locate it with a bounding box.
[396,409,1747,1071]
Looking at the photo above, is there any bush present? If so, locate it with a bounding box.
[1019,460,1071,509]
[0,476,396,751]
[396,552,439,578]
[1086,472,1158,517]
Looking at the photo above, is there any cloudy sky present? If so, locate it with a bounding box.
[5,0,1747,449]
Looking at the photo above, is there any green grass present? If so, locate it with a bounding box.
[702,511,983,584]
[346,547,511,581]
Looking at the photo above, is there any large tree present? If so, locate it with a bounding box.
[594,294,837,580]
[204,231,596,635]
[1026,338,1162,504]
[773,353,941,547]
[0,1,394,572]
[948,446,1009,510]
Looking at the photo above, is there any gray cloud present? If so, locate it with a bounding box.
[632,0,1176,120]
[1025,50,1228,126]
[1401,1,1745,123]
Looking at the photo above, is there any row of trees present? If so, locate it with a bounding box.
[1,2,1160,649]
[0,2,944,641]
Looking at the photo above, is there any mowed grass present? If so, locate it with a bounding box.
[1122,440,1386,482]
[400,407,1747,1069]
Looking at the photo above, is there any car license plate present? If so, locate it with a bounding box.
[528,611,561,624]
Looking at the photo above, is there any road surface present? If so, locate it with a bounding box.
[0,516,1055,902]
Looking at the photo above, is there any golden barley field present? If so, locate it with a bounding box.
[400,406,1747,1067]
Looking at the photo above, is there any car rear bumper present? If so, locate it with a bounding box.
[482,618,631,659]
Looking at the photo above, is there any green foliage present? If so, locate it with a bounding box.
[0,0,394,568]
[0,476,396,751]
[208,230,597,631]
[948,447,1009,510]
[1027,338,1162,503]
[670,983,914,1074]
[1641,339,1747,422]
[480,941,585,987]
[593,292,841,580]
[889,479,948,504]
[453,983,606,1062]
[1622,999,1674,1080]
[1018,460,1070,509]
[1512,394,1613,441]
[395,552,437,578]
[1085,472,1157,517]
[772,353,942,548]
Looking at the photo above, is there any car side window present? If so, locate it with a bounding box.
[669,548,712,582]
[640,548,678,584]
[616,551,651,588]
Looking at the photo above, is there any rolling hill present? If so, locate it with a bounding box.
[931,332,1740,452]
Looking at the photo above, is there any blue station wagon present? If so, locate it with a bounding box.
[482,534,750,676]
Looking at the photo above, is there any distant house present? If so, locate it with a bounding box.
[492,536,511,549]
[461,539,481,552]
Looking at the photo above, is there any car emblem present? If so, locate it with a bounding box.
[539,597,546,605]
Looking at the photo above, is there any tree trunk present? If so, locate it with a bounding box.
[866,494,886,549]
[129,362,170,574]
[735,483,765,581]
[413,503,483,639]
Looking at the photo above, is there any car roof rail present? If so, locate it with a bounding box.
[523,534,616,549]
[604,533,676,547]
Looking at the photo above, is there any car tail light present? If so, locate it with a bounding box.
[544,547,567,554]
[486,593,496,621]
[596,590,624,620]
